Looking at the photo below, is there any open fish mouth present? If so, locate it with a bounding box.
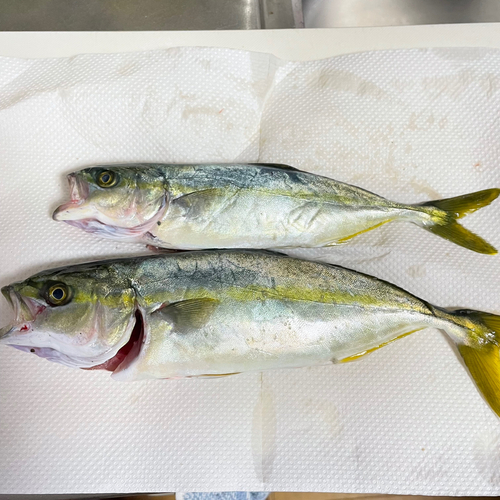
[52,173,90,221]
[67,173,89,203]
[0,286,43,341]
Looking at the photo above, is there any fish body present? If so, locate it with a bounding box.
[145,164,412,249]
[53,163,500,254]
[1,250,499,417]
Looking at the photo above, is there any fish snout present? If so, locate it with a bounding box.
[53,173,92,221]
[0,285,41,340]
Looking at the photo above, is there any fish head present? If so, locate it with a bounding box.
[53,165,167,240]
[0,262,139,370]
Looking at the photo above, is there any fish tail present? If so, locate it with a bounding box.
[415,188,499,254]
[437,307,500,417]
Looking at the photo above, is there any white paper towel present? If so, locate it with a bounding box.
[1,46,500,495]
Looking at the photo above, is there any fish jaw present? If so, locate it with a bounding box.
[53,173,91,221]
[0,285,43,344]
[8,344,89,368]
[53,173,100,223]
[52,200,96,222]
[62,214,164,242]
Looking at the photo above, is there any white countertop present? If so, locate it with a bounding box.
[1,23,500,60]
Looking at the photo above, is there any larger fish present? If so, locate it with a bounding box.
[1,250,500,417]
[53,163,499,254]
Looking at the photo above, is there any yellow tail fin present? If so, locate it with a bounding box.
[450,310,500,417]
[419,188,499,254]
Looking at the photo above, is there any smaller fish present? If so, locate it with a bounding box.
[1,250,500,419]
[52,163,499,254]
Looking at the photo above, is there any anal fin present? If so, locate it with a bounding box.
[189,372,240,378]
[337,220,391,244]
[339,329,421,363]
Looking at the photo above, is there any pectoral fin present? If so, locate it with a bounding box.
[153,298,220,333]
[175,188,223,214]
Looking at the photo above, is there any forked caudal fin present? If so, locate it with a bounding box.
[417,188,500,254]
[443,309,500,417]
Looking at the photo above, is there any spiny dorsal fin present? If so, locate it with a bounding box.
[249,163,302,172]
[154,298,220,332]
[250,249,289,258]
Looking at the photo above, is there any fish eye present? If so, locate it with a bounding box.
[46,283,71,307]
[97,170,117,188]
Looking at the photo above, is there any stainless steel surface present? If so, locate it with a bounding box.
[0,0,299,30]
[304,0,500,28]
[261,0,302,29]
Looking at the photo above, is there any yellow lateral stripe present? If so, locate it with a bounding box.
[139,284,419,310]
[337,220,391,243]
[340,329,422,363]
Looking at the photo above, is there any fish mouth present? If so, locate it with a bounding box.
[0,286,43,343]
[84,308,145,373]
[68,173,89,202]
[52,173,91,221]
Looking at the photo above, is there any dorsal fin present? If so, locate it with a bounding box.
[251,249,289,258]
[249,163,302,172]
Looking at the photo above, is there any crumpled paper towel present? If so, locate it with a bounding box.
[1,46,500,495]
